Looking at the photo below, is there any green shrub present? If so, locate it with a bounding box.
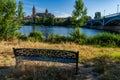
[70,28,81,40]
[29,30,44,42]
[47,33,69,43]
[87,32,120,47]
[18,34,28,41]
[69,28,87,44]
[47,33,57,42]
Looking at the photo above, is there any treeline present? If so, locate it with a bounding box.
[24,0,91,27]
[18,28,120,47]
[24,16,75,26]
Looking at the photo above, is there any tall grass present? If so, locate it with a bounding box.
[1,29,120,79]
[0,41,120,80]
[87,32,120,47]
[0,41,120,66]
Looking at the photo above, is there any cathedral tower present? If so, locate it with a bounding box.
[32,5,36,23]
[45,9,48,16]
[32,5,36,17]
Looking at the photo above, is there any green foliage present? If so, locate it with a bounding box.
[72,0,87,27]
[47,33,69,43]
[17,0,24,23]
[110,53,120,60]
[45,29,120,47]
[69,28,87,44]
[63,17,73,26]
[26,30,120,47]
[31,16,55,26]
[0,0,23,41]
[70,28,81,40]
[24,15,73,26]
[29,30,44,42]
[87,32,120,47]
[18,34,28,41]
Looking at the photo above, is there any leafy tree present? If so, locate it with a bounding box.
[49,17,55,26]
[0,0,23,41]
[94,12,101,19]
[64,17,73,26]
[45,17,54,26]
[17,0,24,23]
[42,15,46,25]
[72,0,87,27]
[70,28,87,44]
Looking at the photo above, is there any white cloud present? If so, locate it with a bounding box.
[57,13,71,18]
[54,11,71,18]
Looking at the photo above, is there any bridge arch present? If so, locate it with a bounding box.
[105,17,120,25]
[85,21,92,26]
[92,21,103,26]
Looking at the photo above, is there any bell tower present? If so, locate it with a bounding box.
[32,5,36,23]
[45,8,48,15]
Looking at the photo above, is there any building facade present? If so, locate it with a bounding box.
[32,6,55,18]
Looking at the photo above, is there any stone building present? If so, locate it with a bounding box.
[32,6,55,18]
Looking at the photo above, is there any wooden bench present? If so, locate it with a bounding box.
[13,48,79,75]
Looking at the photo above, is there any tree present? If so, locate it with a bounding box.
[0,0,23,40]
[46,17,54,26]
[72,0,87,27]
[17,0,24,23]
[85,16,92,20]
[64,17,73,26]
[94,12,101,19]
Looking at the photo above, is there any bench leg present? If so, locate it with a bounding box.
[15,57,20,68]
[76,62,78,75]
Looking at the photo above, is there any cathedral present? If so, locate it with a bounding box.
[32,5,55,18]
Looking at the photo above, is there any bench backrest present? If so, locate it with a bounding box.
[13,48,79,63]
[13,48,79,75]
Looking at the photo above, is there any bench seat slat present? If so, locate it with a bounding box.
[20,56,77,63]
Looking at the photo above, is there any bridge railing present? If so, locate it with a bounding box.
[104,12,120,18]
[86,12,120,22]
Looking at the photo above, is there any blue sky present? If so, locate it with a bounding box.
[17,0,120,18]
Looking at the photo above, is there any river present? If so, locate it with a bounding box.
[20,26,105,37]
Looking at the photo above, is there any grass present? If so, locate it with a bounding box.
[0,40,120,80]
[0,40,120,66]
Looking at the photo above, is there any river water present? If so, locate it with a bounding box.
[20,26,105,37]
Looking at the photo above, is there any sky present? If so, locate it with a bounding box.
[17,0,120,18]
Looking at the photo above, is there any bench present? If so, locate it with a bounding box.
[13,48,79,75]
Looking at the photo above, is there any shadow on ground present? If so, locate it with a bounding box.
[0,56,120,80]
[0,61,80,80]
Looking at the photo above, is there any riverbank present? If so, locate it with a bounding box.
[0,41,120,79]
[85,26,120,33]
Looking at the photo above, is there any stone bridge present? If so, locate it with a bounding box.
[86,13,120,26]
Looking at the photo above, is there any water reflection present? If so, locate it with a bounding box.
[19,26,104,37]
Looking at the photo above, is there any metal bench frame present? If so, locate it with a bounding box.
[13,48,79,75]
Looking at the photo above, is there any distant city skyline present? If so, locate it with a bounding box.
[17,0,120,18]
